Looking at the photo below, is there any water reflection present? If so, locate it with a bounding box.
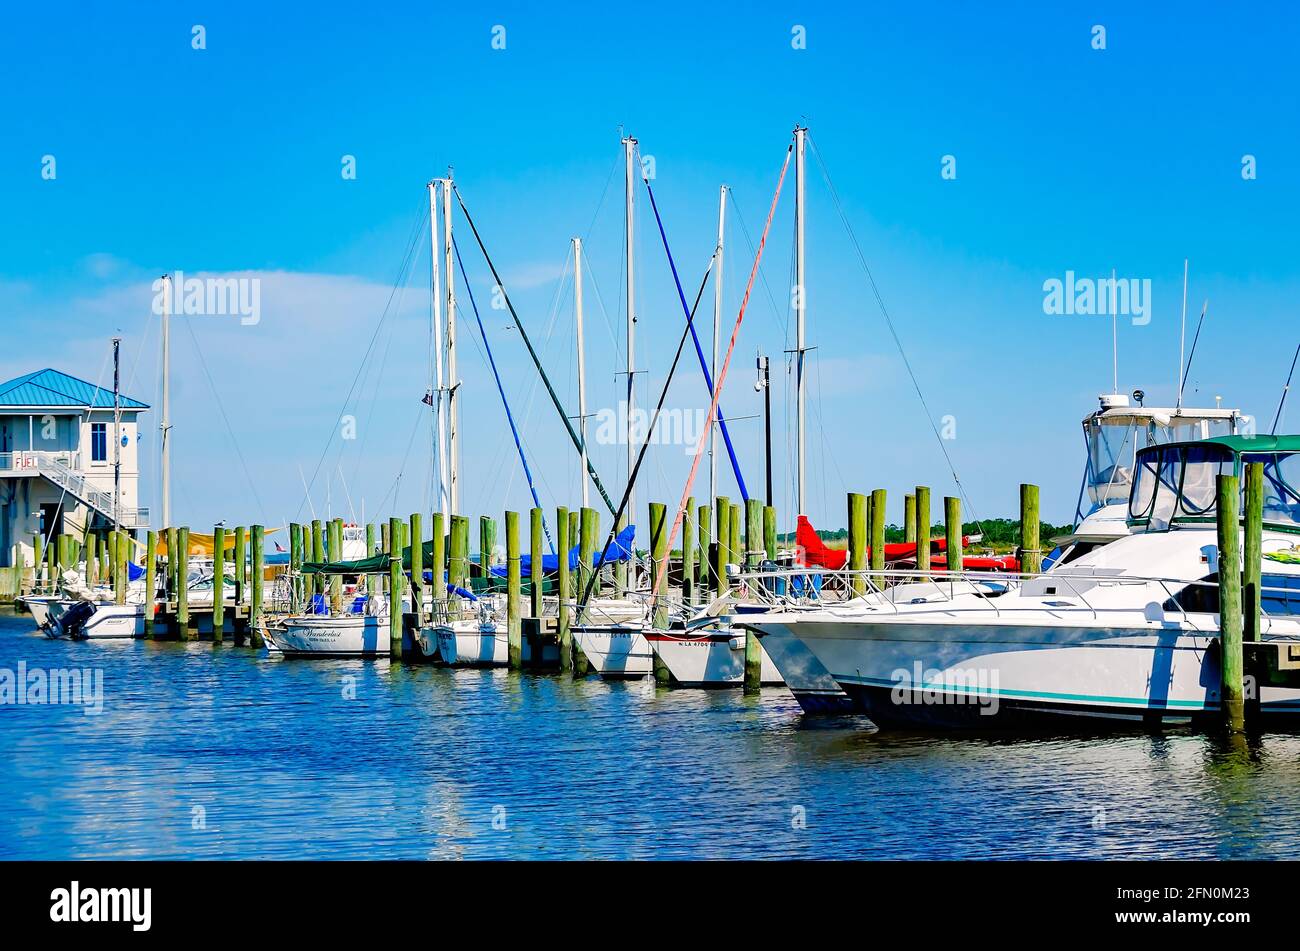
[2,611,1298,859]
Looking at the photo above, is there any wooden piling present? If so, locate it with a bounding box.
[1243,461,1263,644]
[31,532,43,591]
[714,497,730,596]
[614,513,628,597]
[177,527,191,634]
[409,512,423,624]
[479,516,497,585]
[577,507,597,624]
[945,496,962,575]
[449,515,469,592]
[309,520,323,599]
[764,505,778,562]
[729,502,742,575]
[431,514,445,605]
[213,525,226,642]
[234,526,247,605]
[249,525,265,647]
[1216,473,1245,731]
[329,518,343,613]
[85,530,97,587]
[575,507,597,675]
[556,506,572,672]
[870,488,886,579]
[743,497,765,693]
[506,510,522,669]
[697,502,712,597]
[529,508,543,618]
[115,530,128,606]
[286,523,300,614]
[1019,483,1041,575]
[649,503,668,628]
[682,497,695,606]
[388,517,403,659]
[144,531,158,638]
[848,492,867,597]
[380,521,390,595]
[904,493,917,543]
[915,487,931,576]
[567,510,580,561]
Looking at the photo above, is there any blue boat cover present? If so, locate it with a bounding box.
[488,523,635,578]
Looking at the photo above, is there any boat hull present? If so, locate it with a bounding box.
[765,614,1300,729]
[743,622,860,714]
[265,615,390,656]
[646,626,783,687]
[574,624,654,679]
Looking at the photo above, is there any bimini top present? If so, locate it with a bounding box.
[1128,436,1300,532]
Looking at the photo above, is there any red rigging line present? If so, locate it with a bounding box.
[654,143,794,598]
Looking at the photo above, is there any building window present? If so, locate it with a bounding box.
[91,423,107,462]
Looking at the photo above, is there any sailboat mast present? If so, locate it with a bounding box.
[575,237,590,511]
[112,336,121,532]
[711,185,726,504]
[442,175,460,517]
[794,126,807,516]
[429,181,450,523]
[623,136,637,531]
[160,273,171,530]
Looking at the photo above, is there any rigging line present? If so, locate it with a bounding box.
[452,183,620,517]
[453,234,556,555]
[373,404,426,516]
[1271,342,1300,435]
[176,314,269,521]
[579,255,717,609]
[807,133,983,525]
[646,146,793,602]
[1177,300,1209,407]
[729,187,790,337]
[638,160,751,503]
[295,198,428,519]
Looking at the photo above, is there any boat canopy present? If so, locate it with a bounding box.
[301,554,392,575]
[1128,436,1300,531]
[1077,397,1243,522]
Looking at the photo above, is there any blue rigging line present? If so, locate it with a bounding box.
[452,236,556,555]
[640,174,750,502]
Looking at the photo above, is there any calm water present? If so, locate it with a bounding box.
[1,608,1297,860]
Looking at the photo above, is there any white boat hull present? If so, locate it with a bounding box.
[264,615,390,656]
[646,624,783,687]
[432,620,506,666]
[574,624,654,679]
[759,614,1300,727]
[746,622,859,713]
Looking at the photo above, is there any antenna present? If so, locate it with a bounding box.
[1177,258,1188,407]
[1271,342,1300,434]
[1178,299,1209,407]
[1111,267,1118,393]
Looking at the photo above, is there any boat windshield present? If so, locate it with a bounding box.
[1128,444,1234,529]
[1129,445,1300,530]
[1080,411,1238,519]
[1248,451,1300,526]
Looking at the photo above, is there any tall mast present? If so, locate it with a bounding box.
[574,237,590,511]
[622,136,637,533]
[794,126,807,516]
[160,273,171,529]
[112,336,121,532]
[442,175,460,516]
[429,181,449,522]
[711,185,726,504]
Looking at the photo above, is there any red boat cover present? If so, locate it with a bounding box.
[795,515,1018,572]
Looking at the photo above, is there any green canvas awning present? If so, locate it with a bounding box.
[301,554,393,575]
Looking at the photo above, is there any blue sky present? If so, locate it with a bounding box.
[3,2,1297,537]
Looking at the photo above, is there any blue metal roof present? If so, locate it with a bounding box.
[0,368,148,409]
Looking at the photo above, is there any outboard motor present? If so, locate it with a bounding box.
[59,600,97,640]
